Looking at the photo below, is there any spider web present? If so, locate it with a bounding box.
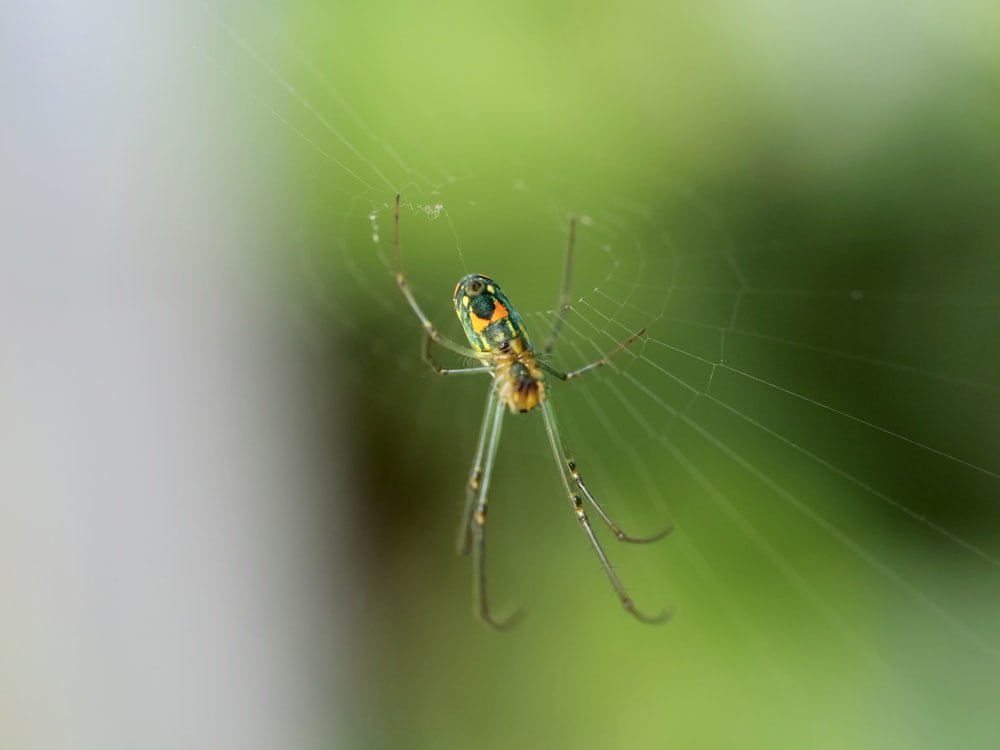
[200,3,1000,748]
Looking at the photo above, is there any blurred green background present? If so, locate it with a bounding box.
[207,0,1000,747]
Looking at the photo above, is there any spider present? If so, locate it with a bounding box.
[392,194,672,629]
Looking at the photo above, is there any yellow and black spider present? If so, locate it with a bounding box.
[393,194,671,629]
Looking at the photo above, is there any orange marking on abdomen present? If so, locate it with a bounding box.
[470,300,509,333]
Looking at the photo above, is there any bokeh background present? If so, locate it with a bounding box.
[3,1,999,748]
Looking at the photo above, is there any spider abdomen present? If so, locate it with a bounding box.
[454,273,534,354]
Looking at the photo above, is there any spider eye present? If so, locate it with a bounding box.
[466,279,485,295]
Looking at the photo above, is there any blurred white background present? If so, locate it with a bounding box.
[1,4,351,748]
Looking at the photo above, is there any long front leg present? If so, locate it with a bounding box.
[464,391,522,630]
[393,194,481,360]
[539,398,671,624]
[459,387,499,555]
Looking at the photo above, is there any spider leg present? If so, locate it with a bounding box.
[459,388,499,555]
[393,194,479,361]
[542,213,577,354]
[540,398,672,623]
[539,327,646,382]
[421,329,491,376]
[463,387,524,630]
